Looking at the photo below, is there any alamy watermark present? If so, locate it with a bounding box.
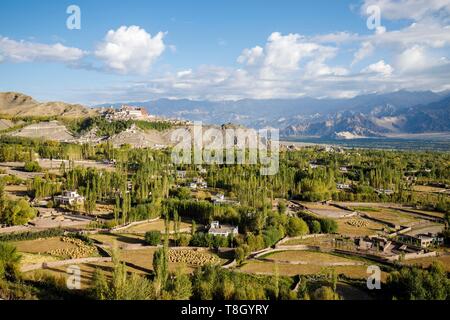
[170,122,279,176]
[66,265,81,290]
[366,5,384,33]
[66,5,81,30]
[367,265,381,290]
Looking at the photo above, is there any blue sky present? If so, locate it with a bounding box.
[1,0,450,104]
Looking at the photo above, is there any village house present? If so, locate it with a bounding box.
[398,233,444,248]
[375,188,395,196]
[189,182,198,189]
[336,183,351,190]
[357,236,392,253]
[54,191,85,206]
[211,193,240,206]
[208,221,239,237]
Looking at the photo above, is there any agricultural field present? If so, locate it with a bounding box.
[282,235,336,247]
[14,236,100,265]
[413,185,449,194]
[239,260,388,281]
[89,233,145,247]
[336,217,386,237]
[402,254,450,272]
[24,261,113,290]
[260,250,365,266]
[301,202,352,219]
[123,218,194,234]
[357,207,423,226]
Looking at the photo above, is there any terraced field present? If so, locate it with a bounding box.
[260,250,364,265]
[239,260,380,279]
[124,218,193,234]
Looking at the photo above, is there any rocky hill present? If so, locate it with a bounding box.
[0,92,95,118]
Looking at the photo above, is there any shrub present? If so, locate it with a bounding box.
[0,242,21,281]
[309,220,322,234]
[24,161,41,172]
[0,199,37,226]
[286,217,309,237]
[262,227,284,247]
[144,231,161,246]
[176,234,191,247]
[320,218,338,234]
[0,229,64,242]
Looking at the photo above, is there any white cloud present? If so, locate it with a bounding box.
[237,46,264,65]
[361,0,450,22]
[352,41,375,65]
[95,25,166,74]
[305,60,349,77]
[362,60,394,76]
[395,45,430,72]
[177,69,192,78]
[0,37,85,63]
[246,32,341,80]
[263,32,330,71]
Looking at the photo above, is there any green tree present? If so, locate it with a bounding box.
[286,217,309,237]
[24,161,41,172]
[165,269,192,300]
[144,231,161,246]
[0,242,22,281]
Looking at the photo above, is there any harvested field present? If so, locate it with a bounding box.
[119,248,220,274]
[24,261,113,290]
[45,237,98,259]
[337,217,385,237]
[14,237,98,259]
[89,233,145,247]
[283,235,336,247]
[20,252,62,265]
[239,260,387,280]
[361,208,422,226]
[13,237,80,255]
[261,250,363,265]
[168,249,220,266]
[301,203,352,219]
[413,185,448,194]
[124,219,193,234]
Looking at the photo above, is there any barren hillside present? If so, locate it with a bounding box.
[9,120,75,141]
[0,92,96,118]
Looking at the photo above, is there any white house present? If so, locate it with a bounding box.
[54,191,85,206]
[336,183,351,190]
[208,221,238,237]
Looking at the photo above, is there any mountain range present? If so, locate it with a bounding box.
[97,90,450,139]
